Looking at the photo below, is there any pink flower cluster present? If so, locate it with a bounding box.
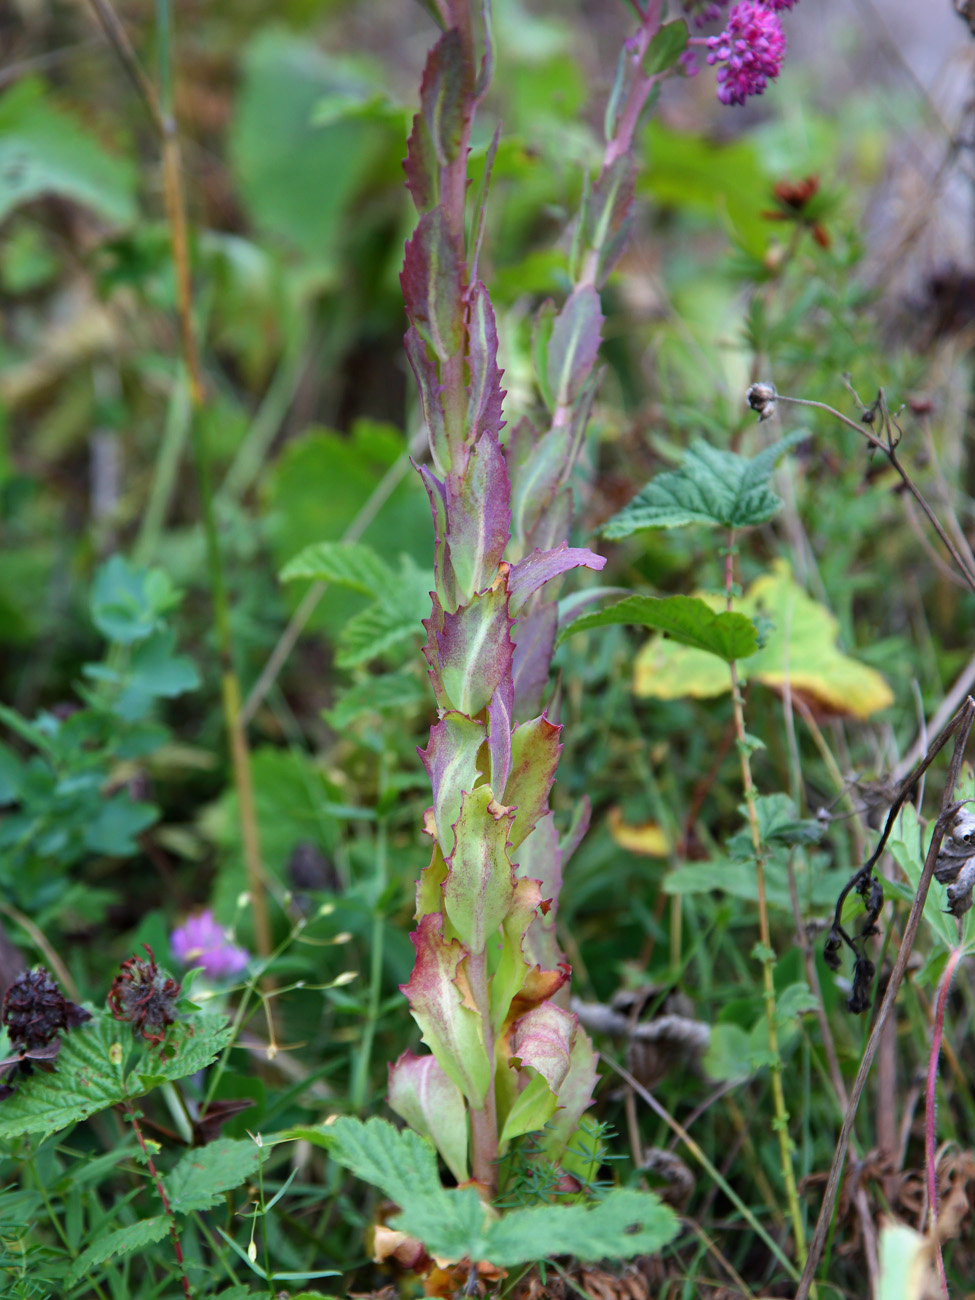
[704,2,795,106]
[170,910,250,980]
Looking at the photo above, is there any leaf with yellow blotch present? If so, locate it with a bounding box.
[634,561,893,720]
[608,807,670,857]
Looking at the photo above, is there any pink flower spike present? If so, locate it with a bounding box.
[706,2,787,106]
[170,910,251,980]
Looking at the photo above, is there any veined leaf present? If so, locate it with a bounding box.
[279,540,394,596]
[164,1138,265,1214]
[634,562,893,720]
[0,1012,232,1140]
[603,432,806,538]
[560,593,757,662]
[67,1216,169,1285]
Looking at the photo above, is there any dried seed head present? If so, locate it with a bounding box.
[108,945,181,1047]
[2,967,91,1052]
[746,381,778,421]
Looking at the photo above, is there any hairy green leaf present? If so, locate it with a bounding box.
[164,1138,264,1214]
[66,1216,169,1285]
[603,433,806,537]
[0,1012,233,1140]
[279,540,394,596]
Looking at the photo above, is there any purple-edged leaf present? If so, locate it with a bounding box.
[417,465,459,611]
[401,208,465,364]
[422,593,448,709]
[388,1050,468,1183]
[536,1026,599,1161]
[499,1003,576,1144]
[436,583,514,716]
[443,785,515,953]
[466,281,505,443]
[510,426,569,546]
[585,154,636,287]
[511,603,558,719]
[419,712,486,858]
[420,27,474,168]
[400,912,491,1107]
[510,1003,575,1092]
[406,327,449,473]
[445,432,510,600]
[507,542,607,615]
[546,285,603,408]
[515,812,566,977]
[469,127,500,284]
[504,715,562,850]
[404,111,438,213]
[487,671,513,795]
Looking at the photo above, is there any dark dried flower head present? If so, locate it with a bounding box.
[108,945,181,1047]
[847,954,876,1015]
[2,967,91,1052]
[746,381,777,421]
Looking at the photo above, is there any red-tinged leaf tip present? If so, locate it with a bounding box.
[510,1002,576,1093]
[419,27,474,169]
[400,913,491,1108]
[504,714,562,850]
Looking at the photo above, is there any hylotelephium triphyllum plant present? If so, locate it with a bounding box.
[319,0,804,1273]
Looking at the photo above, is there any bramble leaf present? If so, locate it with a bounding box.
[66,1217,170,1285]
[279,540,395,596]
[602,433,806,537]
[164,1138,265,1214]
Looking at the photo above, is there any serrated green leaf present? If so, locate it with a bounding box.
[164,1138,264,1214]
[603,433,806,537]
[751,793,825,847]
[0,1012,233,1140]
[336,560,433,668]
[66,1216,169,1285]
[642,20,689,76]
[315,1116,443,1204]
[325,671,427,730]
[279,540,395,596]
[480,1188,679,1266]
[560,594,757,662]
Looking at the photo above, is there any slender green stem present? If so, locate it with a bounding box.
[724,529,809,1273]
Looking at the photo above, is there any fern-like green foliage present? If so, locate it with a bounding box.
[298,1116,680,1266]
[0,1011,233,1141]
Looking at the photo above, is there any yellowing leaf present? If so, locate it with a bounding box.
[608,807,670,857]
[634,561,893,719]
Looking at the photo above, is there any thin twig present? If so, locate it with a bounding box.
[926,946,962,1300]
[794,697,975,1300]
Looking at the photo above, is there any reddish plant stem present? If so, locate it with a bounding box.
[926,946,962,1299]
[124,1100,191,1299]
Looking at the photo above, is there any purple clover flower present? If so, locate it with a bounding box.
[706,2,787,106]
[170,911,250,980]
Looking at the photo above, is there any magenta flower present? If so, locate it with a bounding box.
[170,911,250,980]
[706,3,787,106]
